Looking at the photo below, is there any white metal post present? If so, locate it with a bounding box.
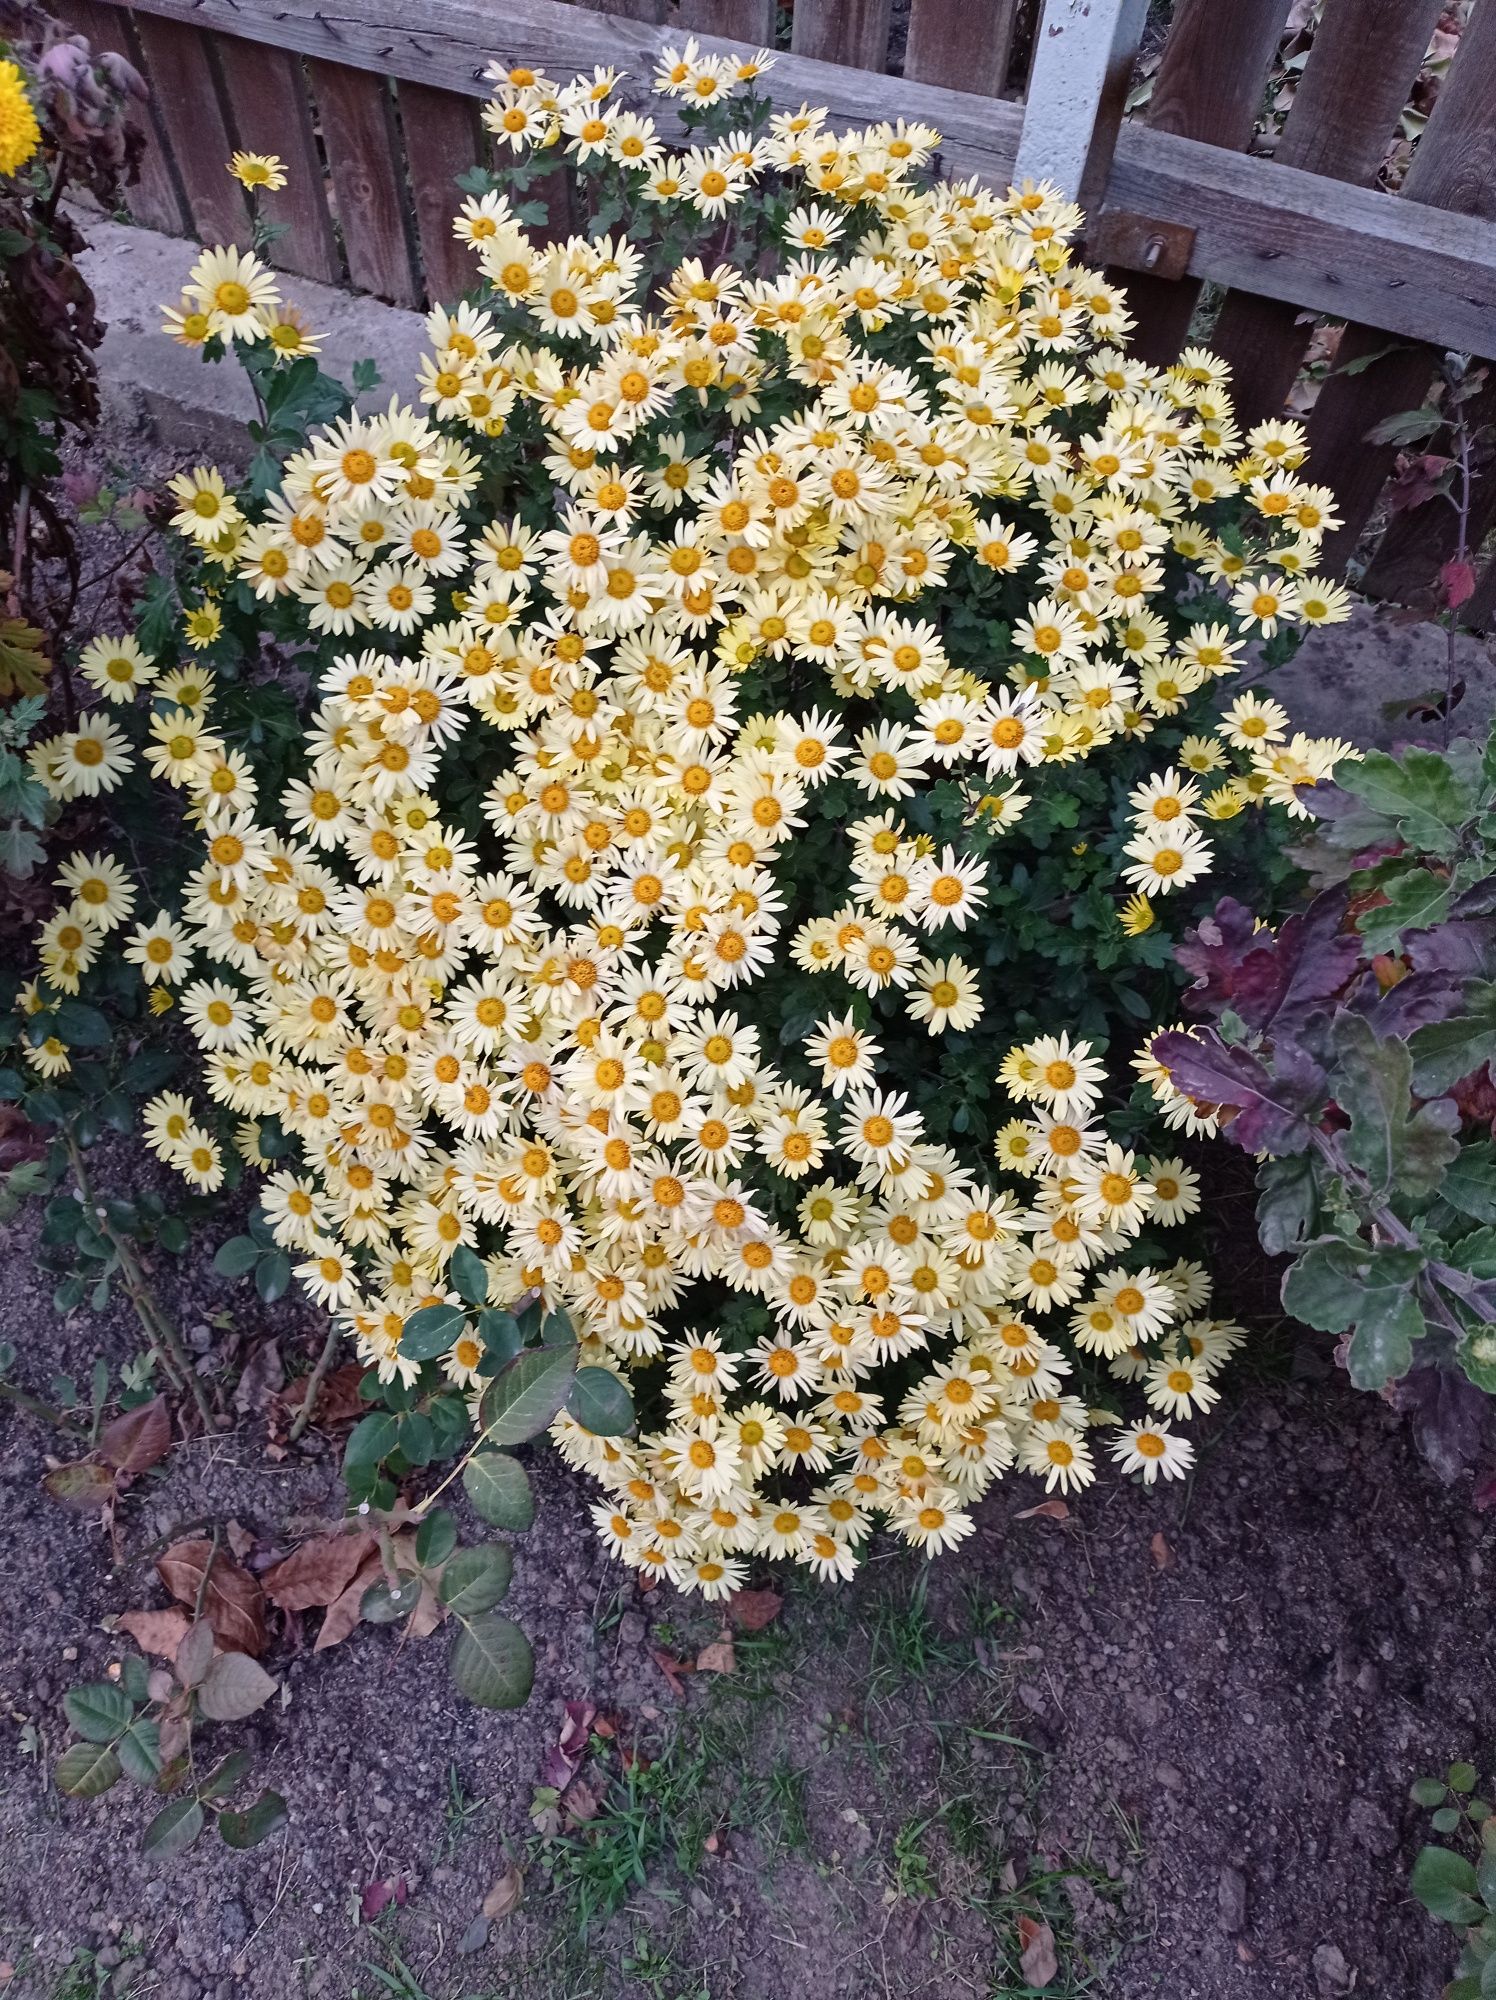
[1013,0,1150,214]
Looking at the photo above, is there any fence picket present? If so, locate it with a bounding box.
[903,0,1017,96]
[130,12,248,245]
[1308,0,1496,575]
[1207,0,1447,428]
[790,0,893,70]
[211,38,342,284]
[308,61,421,307]
[398,82,482,306]
[675,0,776,37]
[1113,0,1292,367]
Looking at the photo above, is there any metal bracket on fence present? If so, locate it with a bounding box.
[1014,0,1151,214]
[1086,211,1197,281]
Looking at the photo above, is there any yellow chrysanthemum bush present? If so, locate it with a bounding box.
[14,45,1366,1596]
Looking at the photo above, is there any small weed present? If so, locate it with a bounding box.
[48,1942,146,2000]
[438,1762,486,1859]
[892,1815,940,1899]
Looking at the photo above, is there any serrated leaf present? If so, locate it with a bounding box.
[1343,744,1480,857]
[1356,867,1451,954]
[117,1718,163,1785]
[1411,1844,1482,1923]
[1152,1029,1323,1155]
[142,1796,205,1860]
[448,1244,490,1308]
[566,1367,635,1437]
[1255,1153,1318,1255]
[450,1613,534,1709]
[400,1302,467,1362]
[479,1342,577,1447]
[219,1789,288,1849]
[55,1741,121,1797]
[1446,1144,1496,1224]
[63,1681,132,1744]
[438,1544,513,1615]
[344,1411,397,1471]
[463,1451,534,1531]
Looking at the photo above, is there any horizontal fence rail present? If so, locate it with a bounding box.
[55,0,1496,628]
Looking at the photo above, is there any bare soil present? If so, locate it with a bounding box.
[0,1148,1485,2000]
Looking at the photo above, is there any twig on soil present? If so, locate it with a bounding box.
[287,1320,344,1446]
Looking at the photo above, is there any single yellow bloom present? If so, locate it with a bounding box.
[1119,894,1155,936]
[229,151,287,191]
[0,61,41,177]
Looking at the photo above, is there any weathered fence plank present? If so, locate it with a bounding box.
[308,61,421,306]
[1307,0,1496,573]
[398,81,482,306]
[903,0,1018,97]
[789,0,893,71]
[1207,0,1447,427]
[1013,0,1148,213]
[211,37,342,284]
[129,12,247,246]
[59,0,184,233]
[1112,0,1294,366]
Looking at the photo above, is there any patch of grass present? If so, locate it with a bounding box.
[48,1943,147,2000]
[437,1761,486,1861]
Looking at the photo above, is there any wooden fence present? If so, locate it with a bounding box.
[55,0,1496,628]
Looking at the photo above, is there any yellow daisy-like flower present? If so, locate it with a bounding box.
[0,61,41,178]
[1118,893,1155,936]
[228,151,287,191]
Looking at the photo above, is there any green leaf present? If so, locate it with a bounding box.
[361,1574,424,1623]
[400,1302,468,1362]
[450,1612,534,1709]
[1344,743,1480,856]
[142,1797,205,1860]
[1334,1015,1460,1201]
[219,1789,288,1849]
[1446,1144,1496,1225]
[255,1251,291,1304]
[1413,1777,1450,1808]
[1411,1844,1482,1924]
[117,1718,162,1785]
[1435,1807,1465,1834]
[479,1342,577,1448]
[1411,985,1496,1097]
[463,1451,534,1531]
[415,1507,458,1568]
[213,1235,262,1278]
[55,1742,121,1798]
[1282,1238,1423,1333]
[120,1654,151,1706]
[448,1244,490,1308]
[344,1411,397,1471]
[1346,1279,1426,1391]
[541,1309,574,1346]
[1452,1764,1481,1794]
[64,1681,133,1744]
[52,1000,111,1048]
[1255,1153,1318,1255]
[438,1544,513,1615]
[1355,867,1450,953]
[198,1749,252,1800]
[566,1367,635,1437]
[477,1308,522,1366]
[1450,1230,1496,1280]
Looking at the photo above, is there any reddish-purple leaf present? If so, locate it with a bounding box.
[1441,559,1477,610]
[1153,1029,1325,1156]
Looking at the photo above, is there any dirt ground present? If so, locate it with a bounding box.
[0,1144,1485,2000]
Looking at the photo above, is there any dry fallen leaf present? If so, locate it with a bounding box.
[561,1776,600,1826]
[1150,1531,1175,1570]
[650,1646,691,1695]
[481,1858,523,1921]
[727,1586,782,1632]
[313,1550,384,1652]
[1018,1915,1059,1988]
[113,1607,191,1660]
[1016,1498,1070,1522]
[695,1635,735,1675]
[97,1397,171,1475]
[42,1462,116,1513]
[156,1539,267,1657]
[263,1530,377,1613]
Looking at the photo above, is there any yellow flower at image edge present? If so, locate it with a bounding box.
[0,61,41,177]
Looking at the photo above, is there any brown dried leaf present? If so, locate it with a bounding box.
[406,1580,445,1641]
[114,1608,190,1660]
[198,1651,277,1722]
[233,1339,284,1418]
[695,1636,735,1675]
[278,1362,367,1431]
[175,1619,214,1689]
[157,1711,190,1768]
[727,1587,782,1632]
[225,1519,254,1560]
[561,1776,600,1826]
[42,1462,115,1513]
[262,1530,377,1613]
[1018,1917,1058,1988]
[1150,1531,1175,1571]
[481,1859,523,1922]
[156,1540,267,1657]
[1016,1498,1070,1522]
[650,1646,690,1696]
[97,1396,170,1475]
[313,1552,384,1652]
